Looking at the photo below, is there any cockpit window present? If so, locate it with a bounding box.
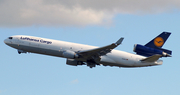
[8,37,13,39]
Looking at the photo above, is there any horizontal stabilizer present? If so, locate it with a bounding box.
[141,54,162,62]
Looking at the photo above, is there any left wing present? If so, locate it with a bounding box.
[77,38,124,63]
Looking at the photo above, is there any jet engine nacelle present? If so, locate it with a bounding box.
[17,49,27,54]
[133,44,171,57]
[66,59,84,66]
[63,50,78,59]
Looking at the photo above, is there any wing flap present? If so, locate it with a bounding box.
[141,54,162,62]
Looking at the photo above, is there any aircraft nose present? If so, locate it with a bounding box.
[4,39,9,44]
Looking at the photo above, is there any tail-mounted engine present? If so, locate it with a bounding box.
[134,44,172,57]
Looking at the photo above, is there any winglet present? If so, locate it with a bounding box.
[116,37,124,45]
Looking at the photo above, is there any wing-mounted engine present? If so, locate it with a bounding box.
[66,59,85,66]
[63,50,79,59]
[133,44,172,57]
[17,49,27,54]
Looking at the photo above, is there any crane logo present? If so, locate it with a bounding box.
[154,37,164,47]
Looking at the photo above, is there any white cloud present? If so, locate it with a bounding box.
[0,0,180,27]
[71,79,79,84]
[0,0,112,27]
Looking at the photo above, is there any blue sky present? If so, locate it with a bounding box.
[1,0,180,95]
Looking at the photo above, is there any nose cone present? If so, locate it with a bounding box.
[4,39,9,45]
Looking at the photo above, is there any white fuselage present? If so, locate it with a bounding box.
[4,35,163,68]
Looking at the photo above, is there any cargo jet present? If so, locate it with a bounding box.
[4,32,172,68]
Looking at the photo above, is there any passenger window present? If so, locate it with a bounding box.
[8,37,13,39]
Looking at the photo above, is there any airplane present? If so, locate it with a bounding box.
[4,32,172,68]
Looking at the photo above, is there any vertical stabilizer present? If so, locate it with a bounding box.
[145,32,171,48]
[134,32,172,57]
